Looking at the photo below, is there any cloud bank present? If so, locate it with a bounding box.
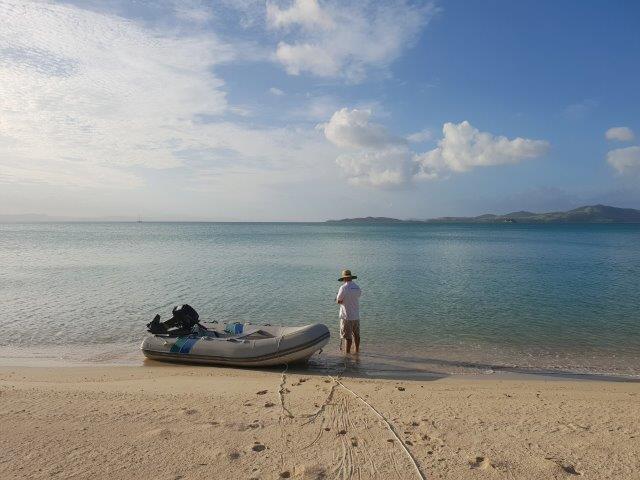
[321,109,550,188]
[0,0,233,186]
[0,0,336,190]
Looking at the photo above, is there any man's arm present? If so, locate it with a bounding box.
[336,285,345,304]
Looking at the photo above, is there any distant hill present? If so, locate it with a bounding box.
[326,205,640,224]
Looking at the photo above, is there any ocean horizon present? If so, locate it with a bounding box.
[2,221,639,379]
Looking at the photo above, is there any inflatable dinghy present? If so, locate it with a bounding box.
[141,305,330,367]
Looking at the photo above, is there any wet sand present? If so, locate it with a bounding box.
[1,364,639,479]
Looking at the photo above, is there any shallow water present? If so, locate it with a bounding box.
[1,222,639,377]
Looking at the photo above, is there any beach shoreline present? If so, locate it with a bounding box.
[2,363,639,479]
[2,343,639,383]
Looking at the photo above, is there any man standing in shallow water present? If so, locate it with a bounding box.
[336,269,362,354]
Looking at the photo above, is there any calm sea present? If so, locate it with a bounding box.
[1,222,639,378]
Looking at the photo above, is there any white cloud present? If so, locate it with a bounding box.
[322,109,550,188]
[320,108,413,187]
[607,146,640,174]
[417,121,550,175]
[320,108,404,149]
[274,42,341,77]
[605,126,635,142]
[267,0,334,30]
[266,0,436,82]
[269,87,284,96]
[336,148,415,188]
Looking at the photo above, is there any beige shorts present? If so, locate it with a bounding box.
[340,319,360,340]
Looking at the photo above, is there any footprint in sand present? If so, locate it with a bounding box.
[560,464,581,476]
[228,451,241,460]
[396,386,405,391]
[256,390,268,395]
[264,402,275,408]
[470,456,493,470]
[252,444,266,452]
[546,458,582,476]
[337,429,347,435]
[279,471,291,478]
[182,408,198,415]
[350,437,358,447]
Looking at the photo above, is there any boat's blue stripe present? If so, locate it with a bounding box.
[170,337,188,353]
[178,337,198,354]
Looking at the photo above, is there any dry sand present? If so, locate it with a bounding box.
[1,364,639,479]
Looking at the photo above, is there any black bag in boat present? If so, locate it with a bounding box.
[147,304,201,336]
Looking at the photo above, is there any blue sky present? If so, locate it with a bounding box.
[1,0,639,220]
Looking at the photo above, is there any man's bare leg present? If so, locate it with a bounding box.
[345,339,352,354]
[354,335,360,353]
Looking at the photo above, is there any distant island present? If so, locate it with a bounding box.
[326,205,640,224]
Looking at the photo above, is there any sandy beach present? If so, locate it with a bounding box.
[1,364,639,480]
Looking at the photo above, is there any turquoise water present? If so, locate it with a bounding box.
[1,222,639,377]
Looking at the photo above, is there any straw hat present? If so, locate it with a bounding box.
[338,269,357,281]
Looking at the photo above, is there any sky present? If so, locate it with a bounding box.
[1,0,639,221]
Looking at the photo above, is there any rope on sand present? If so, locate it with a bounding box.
[278,352,426,479]
[328,374,427,480]
[278,363,294,419]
